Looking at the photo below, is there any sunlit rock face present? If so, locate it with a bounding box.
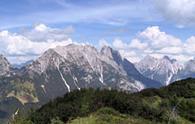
[135,55,183,86]
[0,54,10,76]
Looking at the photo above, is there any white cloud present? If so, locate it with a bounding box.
[0,24,73,63]
[129,39,148,50]
[139,26,182,49]
[34,24,48,32]
[158,47,183,54]
[154,0,195,26]
[119,50,140,63]
[111,26,195,63]
[173,55,193,63]
[113,39,127,49]
[2,24,195,64]
[185,36,195,54]
[23,24,74,42]
[98,39,110,48]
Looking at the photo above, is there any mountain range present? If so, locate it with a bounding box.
[135,55,195,86]
[135,55,183,85]
[0,44,195,123]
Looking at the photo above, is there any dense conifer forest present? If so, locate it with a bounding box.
[11,78,195,124]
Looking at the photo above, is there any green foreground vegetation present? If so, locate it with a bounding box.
[11,78,195,124]
[68,107,154,124]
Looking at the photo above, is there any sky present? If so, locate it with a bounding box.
[0,0,195,64]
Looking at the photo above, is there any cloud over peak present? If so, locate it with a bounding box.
[1,24,195,64]
[111,26,195,63]
[0,24,73,63]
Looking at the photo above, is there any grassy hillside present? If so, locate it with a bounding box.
[12,78,195,124]
[68,107,154,124]
[0,76,38,105]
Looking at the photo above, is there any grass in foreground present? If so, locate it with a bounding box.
[68,107,155,124]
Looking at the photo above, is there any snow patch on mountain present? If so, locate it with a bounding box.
[56,65,71,92]
[41,85,46,94]
[72,76,80,90]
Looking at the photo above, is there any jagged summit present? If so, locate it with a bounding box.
[162,55,177,63]
[136,55,183,85]
[100,46,123,65]
[143,55,156,60]
[162,55,170,60]
[100,46,115,57]
[0,54,10,76]
[56,44,98,56]
[185,58,195,71]
[175,59,195,79]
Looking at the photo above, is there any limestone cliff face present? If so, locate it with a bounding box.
[0,54,10,76]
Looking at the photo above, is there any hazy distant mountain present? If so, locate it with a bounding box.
[12,60,33,69]
[173,59,195,81]
[100,46,160,88]
[135,55,183,85]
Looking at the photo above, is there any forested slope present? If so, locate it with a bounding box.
[12,78,195,124]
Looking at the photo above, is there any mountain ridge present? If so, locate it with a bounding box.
[0,44,161,106]
[1,44,195,123]
[135,55,184,85]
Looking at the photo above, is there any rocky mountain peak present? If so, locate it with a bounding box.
[143,55,156,60]
[27,49,64,74]
[100,46,113,58]
[0,54,10,76]
[54,44,98,57]
[184,59,195,72]
[100,46,123,65]
[162,55,171,60]
[136,55,183,85]
[162,55,177,63]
